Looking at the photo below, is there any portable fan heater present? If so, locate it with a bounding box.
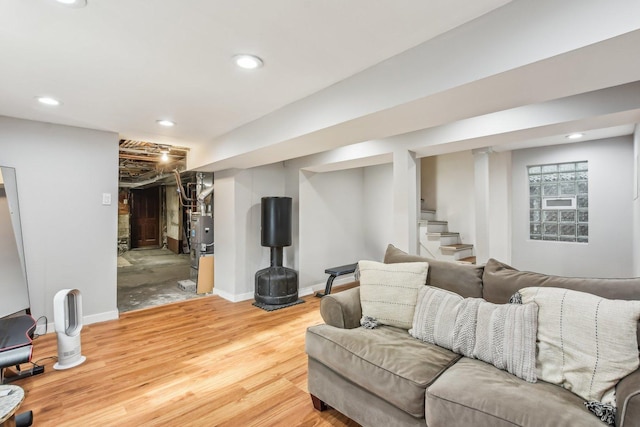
[53,289,86,370]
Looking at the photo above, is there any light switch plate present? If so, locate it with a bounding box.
[102,193,112,205]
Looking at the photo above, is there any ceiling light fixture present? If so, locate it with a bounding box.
[156,119,175,127]
[566,133,584,140]
[160,151,169,162]
[233,54,264,70]
[36,96,61,106]
[56,0,88,8]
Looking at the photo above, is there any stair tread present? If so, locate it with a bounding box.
[457,256,477,265]
[440,243,473,251]
[421,209,436,213]
[418,220,448,225]
[427,232,459,237]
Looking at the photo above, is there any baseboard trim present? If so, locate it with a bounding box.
[213,275,356,303]
[33,276,358,334]
[38,310,119,335]
[213,288,251,303]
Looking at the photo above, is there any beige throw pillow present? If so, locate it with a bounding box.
[518,286,640,405]
[359,260,429,329]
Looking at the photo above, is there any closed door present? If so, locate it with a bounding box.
[130,187,160,248]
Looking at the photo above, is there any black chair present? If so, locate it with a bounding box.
[16,410,33,427]
[1,315,38,427]
[0,315,36,384]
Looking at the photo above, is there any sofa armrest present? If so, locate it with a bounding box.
[617,367,640,427]
[319,285,361,329]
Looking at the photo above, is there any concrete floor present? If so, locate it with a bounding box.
[117,247,209,312]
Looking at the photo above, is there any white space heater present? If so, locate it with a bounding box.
[53,289,86,370]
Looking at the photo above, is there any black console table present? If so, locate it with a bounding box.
[315,263,358,297]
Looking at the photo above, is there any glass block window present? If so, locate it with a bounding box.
[528,161,588,243]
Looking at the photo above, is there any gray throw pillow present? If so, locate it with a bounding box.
[409,286,464,349]
[450,298,538,383]
[468,299,538,383]
[409,286,538,383]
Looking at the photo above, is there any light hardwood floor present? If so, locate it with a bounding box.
[17,287,361,426]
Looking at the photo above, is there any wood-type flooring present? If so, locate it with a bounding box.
[16,286,360,426]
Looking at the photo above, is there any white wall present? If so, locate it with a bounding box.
[213,164,286,301]
[212,169,237,299]
[512,136,634,277]
[0,116,119,326]
[298,168,365,287]
[214,158,394,301]
[633,125,640,276]
[431,151,476,245]
[363,163,394,261]
[238,164,287,296]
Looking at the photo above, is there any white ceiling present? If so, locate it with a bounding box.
[2,0,640,174]
[0,0,509,147]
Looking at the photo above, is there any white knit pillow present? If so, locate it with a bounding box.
[358,260,429,329]
[410,288,538,382]
[409,286,463,349]
[470,299,538,383]
[517,287,640,405]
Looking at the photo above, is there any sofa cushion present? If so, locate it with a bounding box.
[383,244,483,297]
[358,260,429,329]
[517,286,640,405]
[425,358,606,427]
[483,258,640,303]
[409,286,463,349]
[482,258,640,348]
[306,324,460,418]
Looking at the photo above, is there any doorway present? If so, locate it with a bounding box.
[117,184,204,313]
[130,187,160,248]
[117,140,213,313]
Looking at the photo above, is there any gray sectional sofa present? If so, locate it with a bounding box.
[305,245,640,427]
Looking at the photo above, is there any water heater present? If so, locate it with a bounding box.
[53,289,86,370]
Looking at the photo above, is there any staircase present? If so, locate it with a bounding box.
[418,210,476,264]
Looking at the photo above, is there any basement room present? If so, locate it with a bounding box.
[1,1,640,426]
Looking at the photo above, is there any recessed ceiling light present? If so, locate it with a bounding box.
[156,119,175,127]
[36,96,61,106]
[233,54,264,70]
[566,133,584,139]
[56,0,87,8]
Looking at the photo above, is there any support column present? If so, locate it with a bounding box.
[473,148,491,264]
[393,149,419,254]
[633,124,640,276]
[212,169,241,301]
